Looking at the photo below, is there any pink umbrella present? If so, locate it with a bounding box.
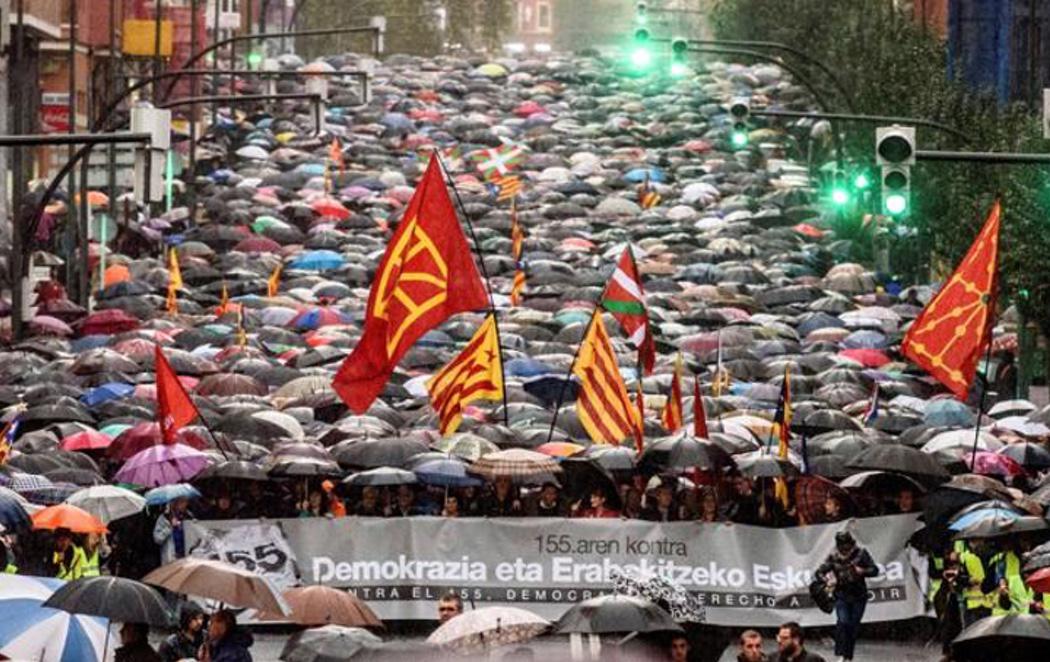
[114,444,210,487]
[60,430,113,452]
[28,314,74,336]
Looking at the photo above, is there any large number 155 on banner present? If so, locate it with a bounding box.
[189,522,301,592]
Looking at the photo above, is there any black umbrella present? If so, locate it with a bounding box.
[951,614,1050,662]
[42,576,173,627]
[334,439,430,469]
[847,445,950,482]
[999,442,1050,471]
[280,625,382,662]
[559,458,621,509]
[638,433,734,473]
[197,460,269,481]
[552,595,683,634]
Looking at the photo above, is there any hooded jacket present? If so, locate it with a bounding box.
[207,629,254,662]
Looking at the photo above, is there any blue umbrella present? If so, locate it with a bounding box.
[414,458,484,487]
[949,506,1022,531]
[0,491,31,531]
[289,250,345,271]
[297,162,327,176]
[80,383,135,408]
[506,357,556,378]
[924,399,975,427]
[0,575,109,662]
[144,483,201,507]
[624,167,665,183]
[69,336,111,353]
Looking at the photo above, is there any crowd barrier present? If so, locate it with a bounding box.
[185,514,927,626]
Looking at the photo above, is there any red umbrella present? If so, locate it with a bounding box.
[310,197,350,220]
[60,430,113,452]
[107,422,208,461]
[78,309,140,336]
[234,236,283,254]
[838,348,891,368]
[1026,566,1050,593]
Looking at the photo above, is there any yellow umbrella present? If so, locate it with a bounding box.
[477,62,508,78]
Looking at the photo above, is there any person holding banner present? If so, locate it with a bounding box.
[815,532,878,662]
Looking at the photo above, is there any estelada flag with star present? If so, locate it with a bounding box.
[428,313,504,436]
[333,155,489,413]
[902,200,1001,399]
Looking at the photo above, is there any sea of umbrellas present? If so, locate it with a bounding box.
[1,48,1050,660]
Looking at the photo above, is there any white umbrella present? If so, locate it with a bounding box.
[66,485,146,524]
[428,606,550,652]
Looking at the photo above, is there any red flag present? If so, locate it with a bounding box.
[156,345,200,444]
[660,354,684,432]
[693,375,709,438]
[333,156,489,413]
[902,201,1001,399]
[634,379,646,453]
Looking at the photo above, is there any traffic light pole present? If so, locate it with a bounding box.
[752,109,970,145]
[685,46,844,168]
[5,132,155,342]
[158,93,326,134]
[914,150,1050,164]
[660,37,856,113]
[159,25,382,101]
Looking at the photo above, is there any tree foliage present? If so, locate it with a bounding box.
[711,0,1050,336]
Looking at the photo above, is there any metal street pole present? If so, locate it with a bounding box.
[67,0,78,295]
[107,0,119,216]
[153,0,164,103]
[751,109,970,145]
[11,0,26,342]
[189,0,200,220]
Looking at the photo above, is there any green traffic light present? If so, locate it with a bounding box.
[831,188,850,206]
[247,51,263,67]
[885,193,908,215]
[730,130,749,148]
[854,173,870,190]
[670,61,688,78]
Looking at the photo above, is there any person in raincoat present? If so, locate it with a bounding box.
[814,531,878,662]
[0,537,17,573]
[200,609,253,662]
[153,498,192,565]
[990,538,1041,616]
[48,528,85,580]
[80,532,109,577]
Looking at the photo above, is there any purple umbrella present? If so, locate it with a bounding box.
[114,444,210,487]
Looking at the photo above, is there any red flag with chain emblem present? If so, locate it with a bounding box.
[333,156,489,413]
[156,345,200,444]
[902,201,1001,399]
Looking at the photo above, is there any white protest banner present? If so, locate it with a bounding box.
[186,515,925,626]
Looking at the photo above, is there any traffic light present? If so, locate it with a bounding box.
[635,2,648,25]
[728,99,750,148]
[631,28,652,71]
[830,170,851,207]
[853,171,871,191]
[246,50,263,68]
[876,125,915,217]
[670,39,689,77]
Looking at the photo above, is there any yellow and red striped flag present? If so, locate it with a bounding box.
[428,313,505,436]
[660,353,684,432]
[510,269,526,307]
[638,174,661,209]
[165,247,182,315]
[773,365,793,507]
[511,200,524,261]
[267,264,282,297]
[490,174,523,202]
[574,312,642,445]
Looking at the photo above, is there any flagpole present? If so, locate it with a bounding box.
[969,316,998,470]
[546,307,601,445]
[545,243,638,445]
[434,152,510,427]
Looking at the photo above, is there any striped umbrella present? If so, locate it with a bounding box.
[0,575,109,662]
[469,449,562,484]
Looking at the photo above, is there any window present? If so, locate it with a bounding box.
[537,3,551,31]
